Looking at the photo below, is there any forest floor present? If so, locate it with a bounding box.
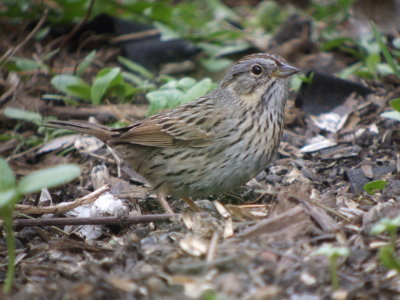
[1,2,400,299]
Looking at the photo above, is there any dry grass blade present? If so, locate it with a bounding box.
[232,205,309,241]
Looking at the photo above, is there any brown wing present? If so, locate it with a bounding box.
[109,114,214,148]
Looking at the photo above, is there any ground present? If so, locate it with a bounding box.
[1,1,400,299]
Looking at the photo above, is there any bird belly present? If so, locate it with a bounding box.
[142,135,275,198]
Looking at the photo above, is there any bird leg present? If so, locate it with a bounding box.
[181,197,201,212]
[157,194,174,214]
[157,195,200,213]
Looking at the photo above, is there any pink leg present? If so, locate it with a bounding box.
[157,194,174,214]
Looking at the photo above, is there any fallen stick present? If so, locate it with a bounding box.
[12,213,180,227]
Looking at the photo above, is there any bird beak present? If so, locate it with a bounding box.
[274,62,300,78]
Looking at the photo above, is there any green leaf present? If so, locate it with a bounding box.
[213,42,250,57]
[177,77,196,91]
[0,158,16,191]
[0,189,19,208]
[390,98,400,112]
[202,290,218,300]
[146,89,184,115]
[393,38,400,49]
[198,42,225,57]
[371,217,400,235]
[117,56,153,79]
[381,111,400,121]
[121,71,146,86]
[378,246,400,272]
[76,50,96,77]
[18,164,81,194]
[314,244,350,258]
[43,49,60,62]
[161,79,179,89]
[321,37,355,51]
[4,107,42,122]
[370,223,387,235]
[366,53,380,75]
[181,78,214,103]
[363,180,388,195]
[111,81,136,100]
[154,21,180,40]
[35,27,50,41]
[147,89,184,105]
[290,75,302,92]
[13,58,43,71]
[381,110,400,121]
[371,22,400,78]
[0,134,12,142]
[51,74,91,101]
[91,67,121,105]
[376,63,395,76]
[66,84,92,101]
[1,205,16,293]
[201,57,232,72]
[122,72,155,92]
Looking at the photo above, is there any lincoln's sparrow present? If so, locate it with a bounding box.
[46,53,299,213]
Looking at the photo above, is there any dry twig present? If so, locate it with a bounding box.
[14,184,110,214]
[13,213,180,227]
[0,9,48,71]
[58,0,96,49]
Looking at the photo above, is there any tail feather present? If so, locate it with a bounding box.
[45,120,112,142]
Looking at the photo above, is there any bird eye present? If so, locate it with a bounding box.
[250,64,263,76]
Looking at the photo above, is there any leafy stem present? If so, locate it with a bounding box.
[1,206,16,293]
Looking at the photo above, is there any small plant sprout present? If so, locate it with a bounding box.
[371,22,400,79]
[0,158,80,293]
[376,244,400,273]
[313,244,350,290]
[381,98,400,122]
[363,180,388,195]
[371,216,400,249]
[50,54,154,105]
[371,216,400,272]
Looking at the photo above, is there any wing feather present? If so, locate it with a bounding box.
[109,114,214,148]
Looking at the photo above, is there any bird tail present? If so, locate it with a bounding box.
[45,120,112,142]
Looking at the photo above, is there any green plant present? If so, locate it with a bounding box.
[371,216,400,272]
[331,23,399,79]
[0,0,117,24]
[382,98,400,122]
[202,290,218,300]
[4,49,59,74]
[3,107,70,149]
[363,180,388,195]
[376,245,400,273]
[371,22,400,79]
[371,217,400,249]
[290,72,315,92]
[51,52,144,105]
[3,107,51,149]
[311,0,355,25]
[4,107,43,124]
[320,21,400,80]
[314,244,350,290]
[50,52,218,111]
[146,76,216,115]
[0,159,80,293]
